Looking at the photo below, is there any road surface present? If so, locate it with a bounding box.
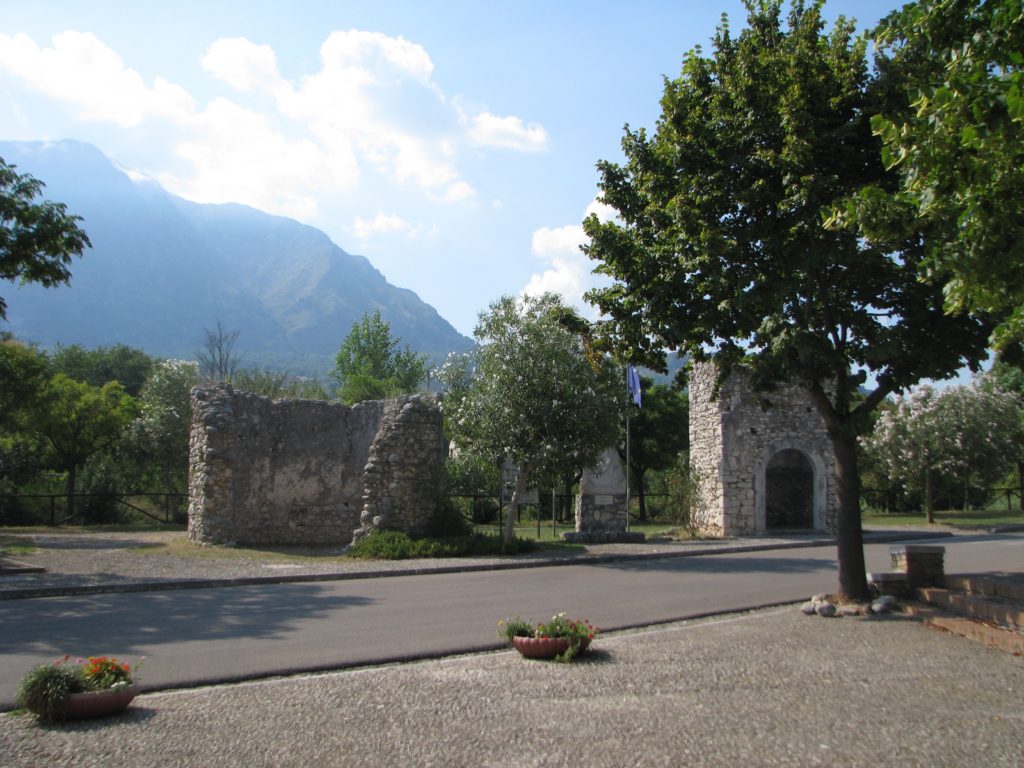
[1,532,1020,709]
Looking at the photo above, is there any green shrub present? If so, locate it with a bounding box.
[427,499,473,538]
[15,661,87,722]
[347,530,535,560]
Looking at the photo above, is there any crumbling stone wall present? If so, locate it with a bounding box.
[351,395,446,541]
[187,384,444,546]
[689,362,838,536]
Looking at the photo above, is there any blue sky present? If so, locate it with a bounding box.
[1,0,900,337]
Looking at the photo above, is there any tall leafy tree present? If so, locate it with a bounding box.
[620,376,689,520]
[583,1,992,599]
[29,374,137,519]
[131,359,200,493]
[50,343,154,396]
[0,335,49,431]
[0,158,91,320]
[332,309,426,404]
[851,0,1024,348]
[0,336,49,496]
[453,293,621,546]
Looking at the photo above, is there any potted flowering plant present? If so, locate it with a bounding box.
[498,613,598,662]
[15,655,142,722]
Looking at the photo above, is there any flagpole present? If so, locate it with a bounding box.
[625,411,631,533]
[625,367,631,533]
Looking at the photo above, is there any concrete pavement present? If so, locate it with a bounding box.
[1,605,1020,767]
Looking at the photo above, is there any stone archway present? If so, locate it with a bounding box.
[755,438,828,532]
[765,449,814,529]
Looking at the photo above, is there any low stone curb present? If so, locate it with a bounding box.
[0,558,45,575]
[903,602,1024,655]
[0,529,952,601]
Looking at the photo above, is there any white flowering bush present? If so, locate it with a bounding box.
[128,359,199,493]
[451,293,623,544]
[861,382,1024,515]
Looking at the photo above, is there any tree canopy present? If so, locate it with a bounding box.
[0,158,91,320]
[50,343,154,397]
[620,376,689,520]
[582,0,993,599]
[332,309,427,404]
[452,293,622,545]
[849,0,1024,349]
[28,373,137,519]
[862,382,1024,518]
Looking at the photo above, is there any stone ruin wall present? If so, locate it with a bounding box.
[187,384,445,547]
[689,362,839,536]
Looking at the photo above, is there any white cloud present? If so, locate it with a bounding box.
[353,212,416,240]
[532,224,585,256]
[0,31,195,127]
[0,28,548,218]
[163,97,349,220]
[523,257,587,300]
[522,197,616,315]
[469,112,549,152]
[202,38,284,94]
[441,180,476,203]
[584,198,617,222]
[319,30,435,83]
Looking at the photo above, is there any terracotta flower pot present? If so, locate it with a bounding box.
[63,684,138,720]
[511,635,591,659]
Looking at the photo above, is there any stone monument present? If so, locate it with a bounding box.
[563,448,645,543]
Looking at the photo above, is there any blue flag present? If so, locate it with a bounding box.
[627,365,642,408]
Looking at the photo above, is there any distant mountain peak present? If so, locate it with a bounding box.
[0,139,471,376]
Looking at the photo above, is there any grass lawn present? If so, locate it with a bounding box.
[862,508,1024,529]
[0,534,38,556]
[471,520,677,542]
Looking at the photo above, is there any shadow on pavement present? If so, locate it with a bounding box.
[593,554,836,575]
[0,583,375,656]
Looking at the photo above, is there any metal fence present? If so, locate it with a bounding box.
[0,492,187,527]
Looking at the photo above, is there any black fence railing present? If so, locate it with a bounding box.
[0,492,188,527]
[861,486,1024,515]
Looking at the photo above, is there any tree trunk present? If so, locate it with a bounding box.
[831,430,870,602]
[925,469,934,524]
[503,462,529,548]
[65,464,77,522]
[1018,461,1023,513]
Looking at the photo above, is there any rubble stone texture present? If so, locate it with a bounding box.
[688,362,839,536]
[187,385,444,546]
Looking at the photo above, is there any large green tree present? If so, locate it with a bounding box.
[332,309,427,404]
[51,343,154,397]
[452,293,622,546]
[583,1,992,600]
[620,376,689,520]
[0,335,49,431]
[852,0,1024,348]
[29,374,137,519]
[1,158,91,320]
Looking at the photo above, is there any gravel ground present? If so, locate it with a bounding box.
[1,606,1021,767]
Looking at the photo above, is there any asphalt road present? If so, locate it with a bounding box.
[1,533,1020,710]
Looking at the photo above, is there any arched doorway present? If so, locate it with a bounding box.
[765,449,814,529]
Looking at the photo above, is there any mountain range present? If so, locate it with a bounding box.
[0,140,472,377]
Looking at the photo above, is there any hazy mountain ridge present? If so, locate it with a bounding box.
[0,140,472,375]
